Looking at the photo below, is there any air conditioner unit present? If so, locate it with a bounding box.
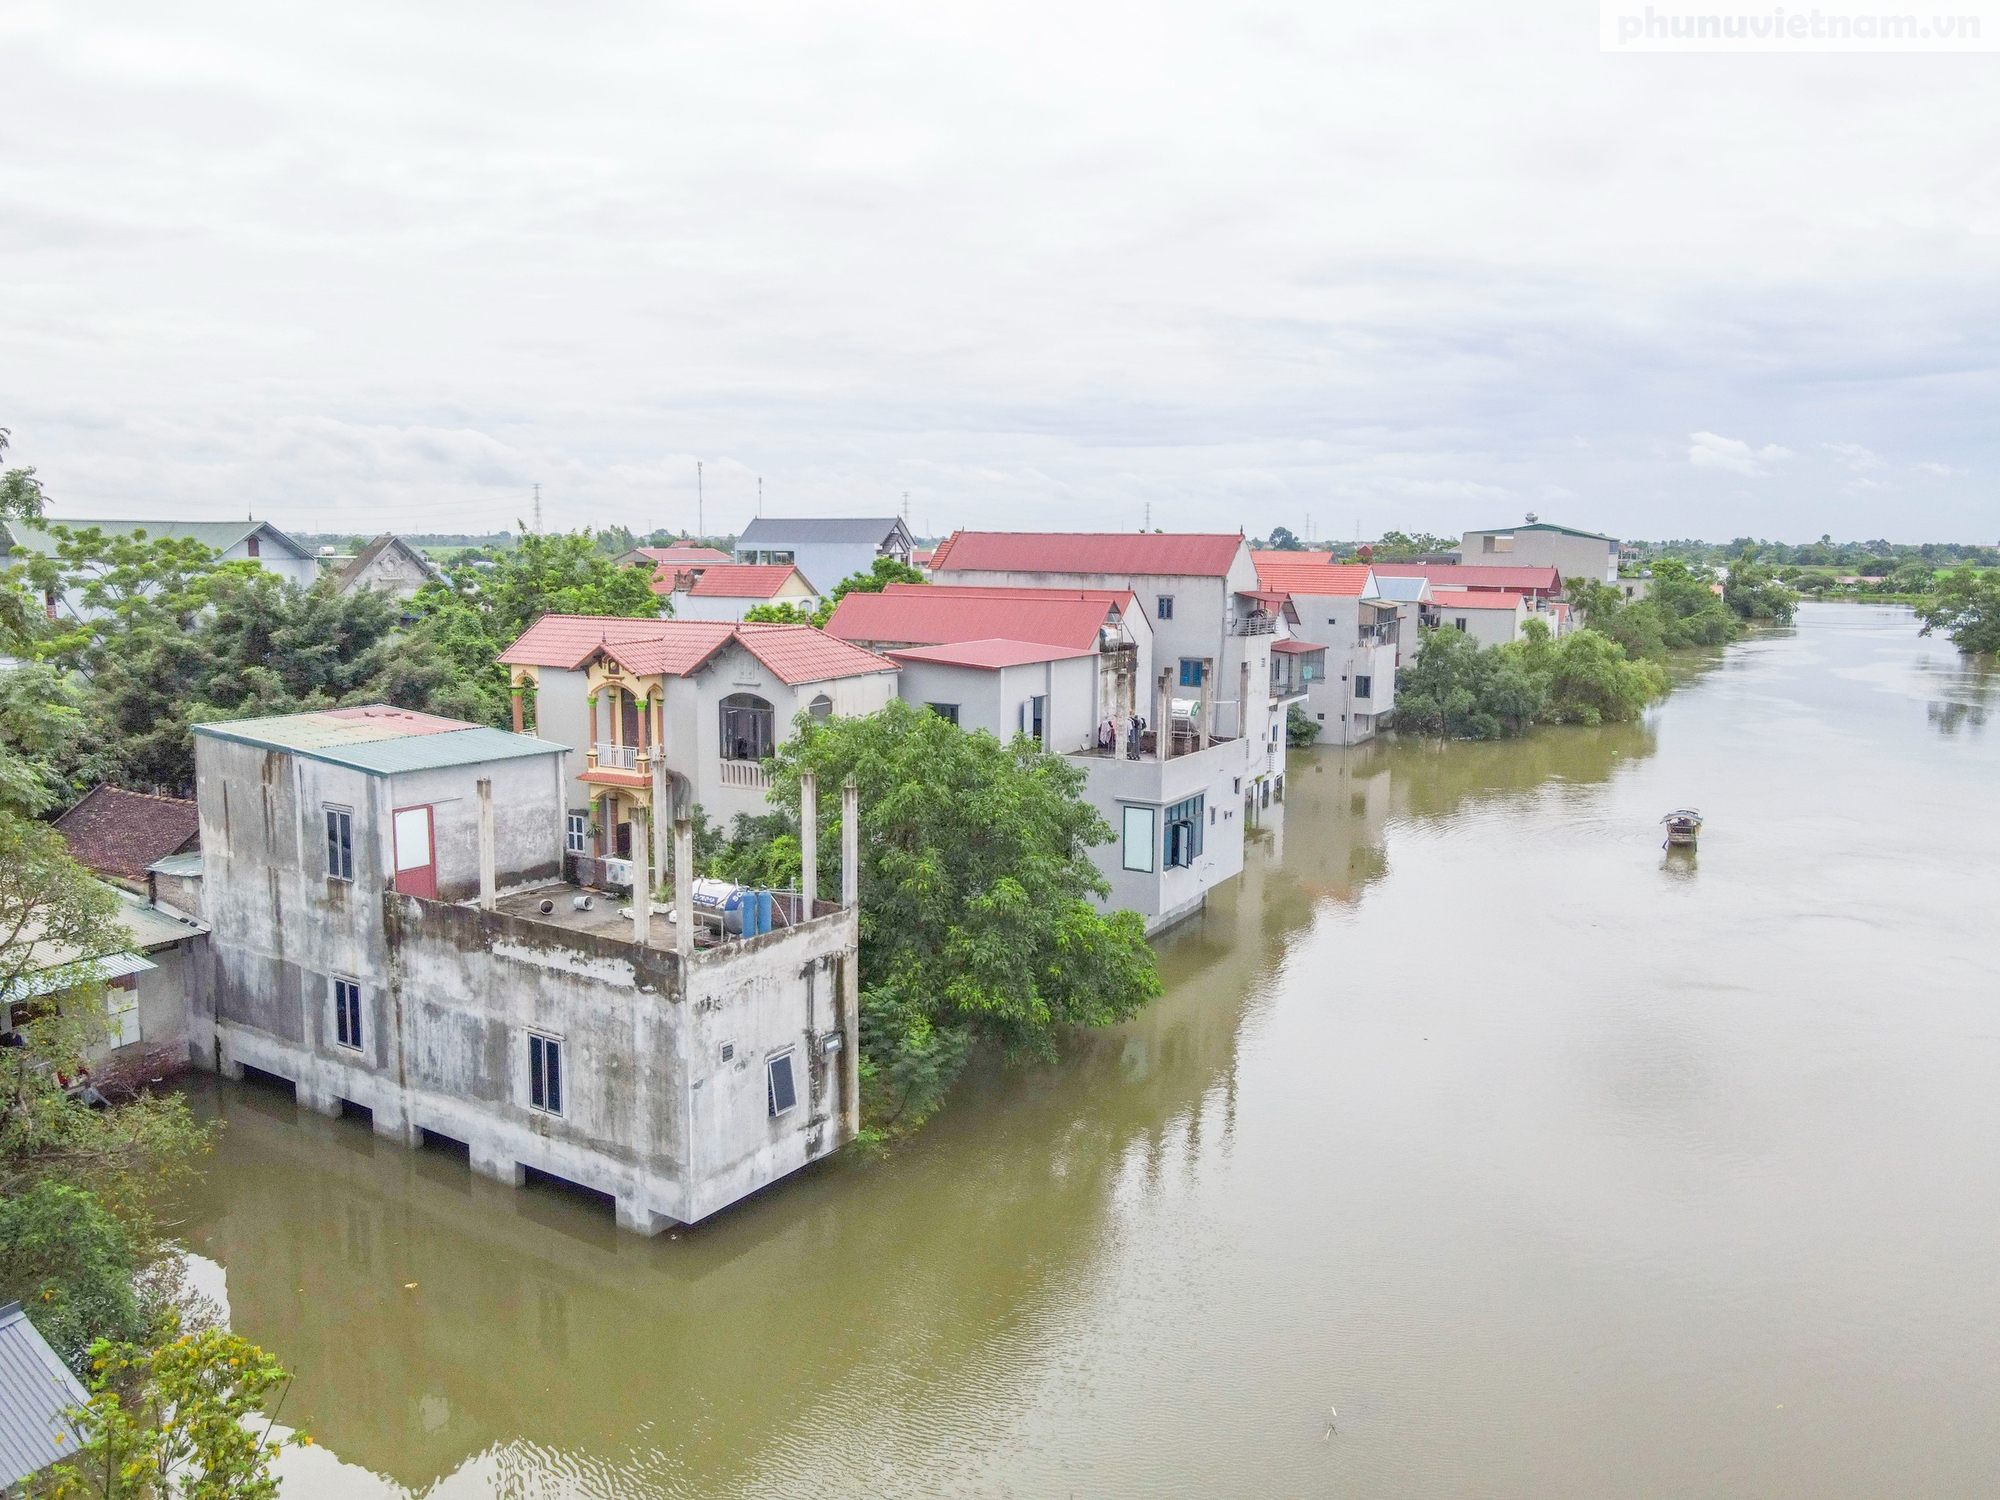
[601,857,633,889]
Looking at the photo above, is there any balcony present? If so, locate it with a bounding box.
[719,759,771,790]
[1231,611,1278,636]
[1358,623,1399,646]
[594,742,639,771]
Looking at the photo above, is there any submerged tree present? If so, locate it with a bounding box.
[1916,566,2000,654]
[715,701,1161,1136]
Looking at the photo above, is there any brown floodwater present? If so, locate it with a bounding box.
[177,603,2000,1497]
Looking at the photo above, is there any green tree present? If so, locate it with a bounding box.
[741,601,815,625]
[1506,620,1665,725]
[1391,626,1545,739]
[807,556,927,628]
[0,814,212,1243]
[49,1329,306,1500]
[742,701,1161,1135]
[1723,551,1800,623]
[1916,566,2000,654]
[1569,560,1739,657]
[412,527,668,720]
[0,1180,144,1374]
[1285,702,1320,748]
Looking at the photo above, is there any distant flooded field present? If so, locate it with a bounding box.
[180,604,2000,1497]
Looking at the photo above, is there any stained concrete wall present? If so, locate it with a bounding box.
[192,730,859,1232]
[1070,734,1252,933]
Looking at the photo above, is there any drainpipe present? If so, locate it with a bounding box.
[674,816,694,957]
[800,769,818,922]
[841,777,859,909]
[476,778,496,911]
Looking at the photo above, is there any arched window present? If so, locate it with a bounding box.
[719,693,775,761]
[808,694,833,720]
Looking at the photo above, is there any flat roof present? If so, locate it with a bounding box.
[194,705,565,776]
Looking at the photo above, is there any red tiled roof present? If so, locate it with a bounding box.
[826,588,1119,651]
[928,531,1247,577]
[684,564,814,599]
[1270,638,1326,655]
[1431,590,1525,609]
[1251,550,1338,567]
[894,582,1137,610]
[499,614,892,685]
[1255,560,1373,597]
[54,785,200,883]
[1239,589,1291,607]
[1371,563,1563,594]
[732,624,896,685]
[911,549,934,566]
[886,638,1098,670]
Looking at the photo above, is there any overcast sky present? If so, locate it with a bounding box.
[2,1,1994,543]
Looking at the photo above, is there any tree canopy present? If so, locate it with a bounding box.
[1916,566,2000,654]
[1391,622,1663,739]
[707,700,1161,1136]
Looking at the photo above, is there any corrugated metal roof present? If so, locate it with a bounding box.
[887,638,1097,669]
[737,517,906,545]
[194,710,564,776]
[1469,521,1617,542]
[929,531,1247,578]
[115,891,207,949]
[0,1302,87,1487]
[146,852,205,878]
[1431,590,1525,609]
[0,949,156,1004]
[1270,639,1326,655]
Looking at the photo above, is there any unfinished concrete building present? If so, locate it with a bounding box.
[190,704,859,1233]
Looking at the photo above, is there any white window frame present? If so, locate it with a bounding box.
[565,812,590,854]
[333,976,364,1052]
[528,1032,565,1116]
[1122,805,1155,872]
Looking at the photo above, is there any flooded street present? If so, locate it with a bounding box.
[179,604,2000,1497]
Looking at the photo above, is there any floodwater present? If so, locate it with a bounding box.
[177,604,2000,1498]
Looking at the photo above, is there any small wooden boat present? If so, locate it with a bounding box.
[1661,808,1702,848]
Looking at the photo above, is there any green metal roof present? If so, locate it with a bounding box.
[1469,522,1617,543]
[0,518,312,559]
[194,711,565,777]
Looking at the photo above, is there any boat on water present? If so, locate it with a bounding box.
[1661,808,1703,848]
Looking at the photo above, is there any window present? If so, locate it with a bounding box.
[1454,617,1468,631]
[927,702,960,725]
[529,1034,563,1115]
[720,693,775,761]
[767,1051,798,1116]
[246,535,261,558]
[1156,595,1174,620]
[1179,659,1205,687]
[1121,806,1155,872]
[1031,695,1046,741]
[720,1041,736,1064]
[1354,675,1372,700]
[334,978,363,1051]
[808,694,833,720]
[566,812,589,854]
[392,805,436,899]
[326,808,354,882]
[1163,795,1204,868]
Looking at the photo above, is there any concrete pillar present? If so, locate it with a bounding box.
[297,1082,342,1118]
[841,949,861,1142]
[1239,660,1251,744]
[477,778,496,911]
[1155,670,1173,760]
[799,769,818,919]
[652,721,671,879]
[372,1101,422,1147]
[616,1195,672,1237]
[470,1141,525,1187]
[1200,660,1215,750]
[217,1049,244,1081]
[510,689,524,733]
[841,778,859,909]
[674,816,694,957]
[631,806,652,946]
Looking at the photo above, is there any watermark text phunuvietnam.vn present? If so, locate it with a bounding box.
[1601,2,1997,47]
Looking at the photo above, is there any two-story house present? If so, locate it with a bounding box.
[734,517,914,595]
[1253,555,1400,744]
[1458,517,1620,585]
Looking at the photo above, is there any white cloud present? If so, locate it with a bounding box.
[1688,433,1792,478]
[1824,442,1888,472]
[1916,462,1966,478]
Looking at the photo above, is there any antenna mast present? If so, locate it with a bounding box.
[758,476,763,518]
[533,483,542,535]
[1143,501,1150,532]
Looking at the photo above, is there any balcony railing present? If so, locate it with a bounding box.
[1358,623,1399,645]
[1232,612,1277,636]
[592,743,639,771]
[719,759,770,789]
